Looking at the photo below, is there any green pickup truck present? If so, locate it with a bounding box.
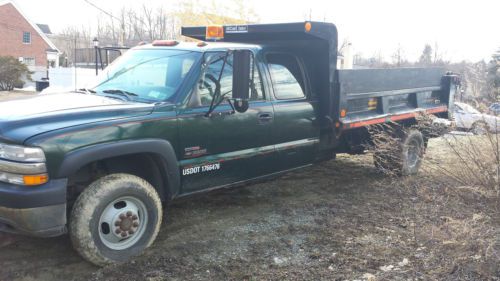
[0,22,459,266]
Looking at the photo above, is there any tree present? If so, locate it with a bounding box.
[487,48,500,101]
[0,56,32,91]
[391,44,408,67]
[418,44,433,66]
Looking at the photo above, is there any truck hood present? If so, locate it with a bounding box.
[0,93,155,143]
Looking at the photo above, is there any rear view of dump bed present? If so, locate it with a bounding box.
[338,68,458,130]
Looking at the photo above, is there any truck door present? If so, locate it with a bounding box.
[265,53,319,170]
[177,51,275,193]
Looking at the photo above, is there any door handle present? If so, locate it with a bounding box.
[258,112,273,124]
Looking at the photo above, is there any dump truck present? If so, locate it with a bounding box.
[0,22,459,265]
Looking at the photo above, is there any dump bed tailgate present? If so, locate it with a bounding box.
[338,68,457,129]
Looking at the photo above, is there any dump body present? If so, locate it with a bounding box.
[338,67,456,129]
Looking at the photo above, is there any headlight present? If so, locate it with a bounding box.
[0,143,45,162]
[0,143,48,186]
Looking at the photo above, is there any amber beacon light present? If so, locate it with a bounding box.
[206,25,224,40]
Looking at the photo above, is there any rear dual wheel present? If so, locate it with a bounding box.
[373,129,425,176]
[69,174,162,266]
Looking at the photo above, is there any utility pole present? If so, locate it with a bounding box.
[119,21,125,46]
[93,38,99,75]
[74,36,77,91]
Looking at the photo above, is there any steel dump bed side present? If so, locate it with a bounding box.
[338,68,457,129]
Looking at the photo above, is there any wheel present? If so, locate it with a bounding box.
[471,121,489,135]
[373,129,425,176]
[69,174,162,266]
[401,130,425,175]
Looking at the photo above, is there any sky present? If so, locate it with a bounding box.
[12,0,500,63]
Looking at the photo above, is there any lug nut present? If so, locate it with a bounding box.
[128,229,135,235]
[120,232,127,237]
[132,215,138,220]
[115,229,121,234]
[126,211,133,217]
[132,222,139,227]
[114,221,121,226]
[119,214,126,219]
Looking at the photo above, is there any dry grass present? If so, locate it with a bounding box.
[366,117,500,279]
[425,134,500,196]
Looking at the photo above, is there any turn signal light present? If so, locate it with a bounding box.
[23,174,48,186]
[206,25,224,40]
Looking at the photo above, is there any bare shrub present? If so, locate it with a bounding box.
[424,128,500,197]
[367,113,449,177]
[367,113,499,196]
[368,122,403,177]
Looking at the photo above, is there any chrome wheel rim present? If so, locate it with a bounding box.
[98,196,148,250]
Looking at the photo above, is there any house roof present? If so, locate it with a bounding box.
[36,23,52,34]
[0,0,59,52]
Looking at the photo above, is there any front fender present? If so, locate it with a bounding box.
[56,139,180,198]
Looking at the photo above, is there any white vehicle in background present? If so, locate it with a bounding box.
[454,102,500,134]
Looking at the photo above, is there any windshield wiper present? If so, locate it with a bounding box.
[102,89,138,101]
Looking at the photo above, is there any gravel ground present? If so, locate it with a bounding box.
[0,137,499,281]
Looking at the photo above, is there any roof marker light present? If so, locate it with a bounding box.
[206,25,224,41]
[152,40,179,46]
[197,41,208,47]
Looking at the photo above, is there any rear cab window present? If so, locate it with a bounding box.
[266,53,306,100]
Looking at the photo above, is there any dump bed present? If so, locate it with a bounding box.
[338,68,457,129]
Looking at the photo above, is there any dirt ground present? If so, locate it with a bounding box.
[0,136,499,281]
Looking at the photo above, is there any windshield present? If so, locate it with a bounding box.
[92,49,201,103]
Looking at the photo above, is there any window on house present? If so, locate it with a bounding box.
[23,57,35,66]
[22,32,31,44]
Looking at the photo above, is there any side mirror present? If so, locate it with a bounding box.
[232,50,252,113]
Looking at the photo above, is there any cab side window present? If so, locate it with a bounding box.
[193,51,264,107]
[198,53,233,106]
[266,53,305,100]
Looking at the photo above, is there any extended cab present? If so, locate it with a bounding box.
[0,22,459,265]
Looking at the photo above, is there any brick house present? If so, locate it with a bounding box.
[0,0,59,70]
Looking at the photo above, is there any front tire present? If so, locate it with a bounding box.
[69,174,162,266]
